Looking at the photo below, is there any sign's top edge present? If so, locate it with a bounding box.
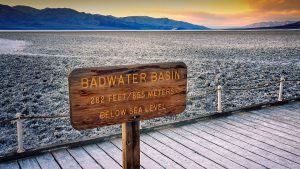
[68,61,187,77]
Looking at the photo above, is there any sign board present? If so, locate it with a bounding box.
[69,62,187,130]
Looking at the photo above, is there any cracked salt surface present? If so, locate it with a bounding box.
[0,31,299,155]
[0,38,28,54]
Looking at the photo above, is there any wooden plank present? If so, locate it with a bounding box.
[273,108,300,120]
[182,125,287,169]
[67,147,102,169]
[250,110,300,128]
[290,102,300,108]
[165,128,250,169]
[194,122,300,168]
[259,109,300,125]
[237,113,300,136]
[226,115,300,143]
[288,102,300,107]
[68,62,187,129]
[246,111,300,133]
[146,132,204,168]
[111,138,164,169]
[35,153,61,169]
[276,107,300,116]
[290,103,300,109]
[281,103,300,110]
[267,108,300,120]
[281,104,299,110]
[122,121,140,169]
[18,158,41,169]
[97,142,122,166]
[200,120,300,157]
[266,107,299,117]
[139,138,183,169]
[52,149,81,169]
[292,108,300,113]
[83,144,122,169]
[279,105,297,111]
[0,160,20,169]
[140,134,202,169]
[215,119,300,154]
[149,131,221,169]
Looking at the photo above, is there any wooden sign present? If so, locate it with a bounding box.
[68,62,187,130]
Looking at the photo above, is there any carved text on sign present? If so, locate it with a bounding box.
[69,62,187,130]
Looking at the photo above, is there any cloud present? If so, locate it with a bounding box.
[246,0,300,12]
[241,0,300,24]
[189,0,300,28]
[125,0,300,27]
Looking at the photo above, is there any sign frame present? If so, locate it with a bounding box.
[68,62,187,130]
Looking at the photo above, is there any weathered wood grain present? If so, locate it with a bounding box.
[140,134,201,169]
[83,144,122,169]
[216,119,300,152]
[225,116,300,143]
[166,128,255,169]
[122,121,140,169]
[18,158,41,169]
[260,109,300,125]
[35,153,61,169]
[0,160,20,169]
[250,110,300,128]
[266,108,300,121]
[139,139,183,169]
[111,138,164,169]
[236,113,300,136]
[160,129,230,169]
[148,132,208,169]
[281,104,299,111]
[69,62,187,129]
[290,103,300,109]
[182,125,286,169]
[194,123,300,168]
[246,111,300,133]
[52,149,81,169]
[275,107,300,117]
[67,147,102,169]
[97,142,122,166]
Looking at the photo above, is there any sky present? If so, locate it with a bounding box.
[1,0,300,28]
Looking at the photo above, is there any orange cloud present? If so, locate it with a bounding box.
[181,0,300,27]
[246,0,300,11]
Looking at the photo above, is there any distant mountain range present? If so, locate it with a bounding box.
[252,21,300,29]
[1,4,299,30]
[243,21,297,28]
[235,21,300,30]
[0,4,209,30]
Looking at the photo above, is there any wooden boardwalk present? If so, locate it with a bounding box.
[1,101,300,169]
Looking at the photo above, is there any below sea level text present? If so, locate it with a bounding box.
[99,103,166,119]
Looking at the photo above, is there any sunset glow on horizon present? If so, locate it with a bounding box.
[1,0,300,28]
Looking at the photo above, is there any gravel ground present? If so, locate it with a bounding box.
[0,31,300,156]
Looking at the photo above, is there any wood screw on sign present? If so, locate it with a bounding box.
[68,62,187,169]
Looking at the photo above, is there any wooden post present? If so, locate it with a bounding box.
[16,113,25,153]
[122,121,140,169]
[217,85,222,113]
[278,76,284,101]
